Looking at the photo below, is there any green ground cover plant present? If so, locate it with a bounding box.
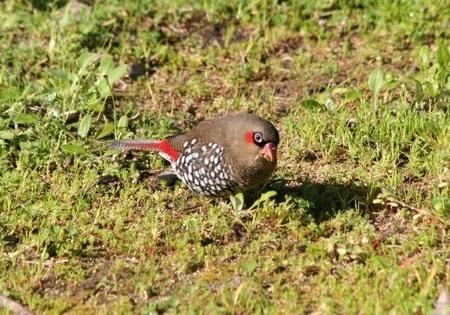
[0,0,449,313]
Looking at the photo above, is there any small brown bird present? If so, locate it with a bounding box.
[111,112,280,196]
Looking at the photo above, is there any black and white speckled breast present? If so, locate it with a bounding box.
[173,138,236,196]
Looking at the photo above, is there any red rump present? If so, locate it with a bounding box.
[155,140,180,162]
[111,139,180,163]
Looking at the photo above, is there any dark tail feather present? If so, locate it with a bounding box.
[110,140,160,151]
[158,169,178,181]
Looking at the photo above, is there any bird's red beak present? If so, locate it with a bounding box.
[262,142,277,162]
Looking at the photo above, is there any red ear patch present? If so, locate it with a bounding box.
[245,131,254,144]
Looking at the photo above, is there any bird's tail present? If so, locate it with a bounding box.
[110,140,161,151]
[110,139,180,163]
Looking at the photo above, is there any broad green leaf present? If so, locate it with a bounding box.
[48,69,69,80]
[78,114,92,138]
[418,46,431,68]
[343,89,361,102]
[240,259,257,274]
[0,130,15,140]
[14,113,39,125]
[301,99,322,111]
[107,64,128,82]
[249,190,277,209]
[87,97,104,112]
[384,74,398,90]
[412,79,424,100]
[118,115,129,129]
[99,55,114,73]
[292,196,312,209]
[423,81,439,97]
[230,192,244,211]
[62,142,86,154]
[77,52,98,71]
[96,122,115,139]
[0,86,21,100]
[437,42,450,67]
[324,98,336,112]
[96,82,111,97]
[368,69,384,97]
[331,87,349,95]
[433,199,450,215]
[97,64,128,97]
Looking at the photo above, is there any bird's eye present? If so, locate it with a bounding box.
[253,132,263,144]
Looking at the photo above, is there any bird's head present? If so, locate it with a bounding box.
[224,113,280,169]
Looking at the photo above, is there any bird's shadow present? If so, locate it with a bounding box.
[264,178,381,223]
[104,154,380,223]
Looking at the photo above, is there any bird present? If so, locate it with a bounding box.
[111,112,280,196]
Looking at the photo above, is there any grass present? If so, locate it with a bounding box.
[0,0,449,313]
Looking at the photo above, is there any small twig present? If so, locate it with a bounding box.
[434,290,450,315]
[385,197,449,227]
[0,295,33,315]
[103,75,117,139]
[268,178,298,185]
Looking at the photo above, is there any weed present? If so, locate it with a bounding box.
[0,0,449,313]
